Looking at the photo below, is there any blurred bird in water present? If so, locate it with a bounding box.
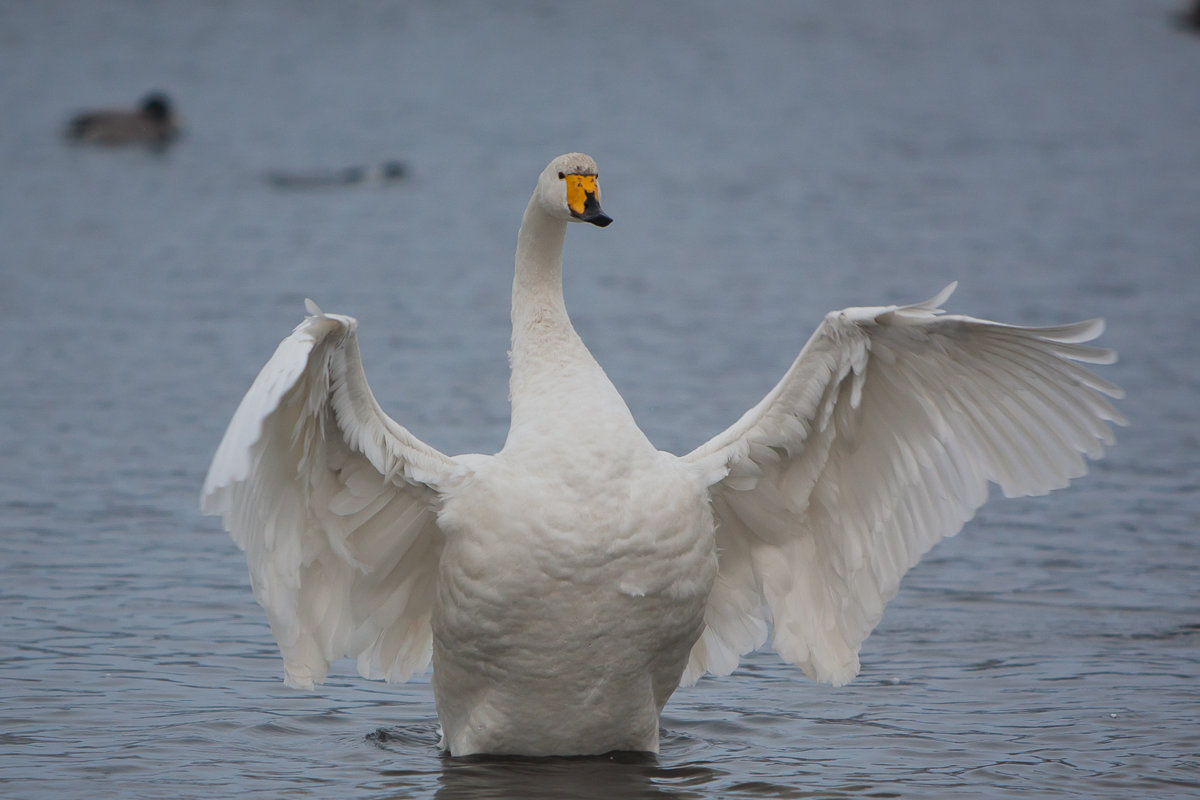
[264,160,407,190]
[64,91,180,148]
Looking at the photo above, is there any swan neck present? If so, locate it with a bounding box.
[512,198,569,329]
[507,195,592,441]
[504,190,646,453]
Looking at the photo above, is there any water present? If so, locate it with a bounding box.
[1,1,1197,797]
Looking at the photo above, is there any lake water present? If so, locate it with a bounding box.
[1,1,1198,798]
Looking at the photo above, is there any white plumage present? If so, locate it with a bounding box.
[202,153,1125,756]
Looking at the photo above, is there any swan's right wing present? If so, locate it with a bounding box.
[681,285,1125,686]
[202,302,466,689]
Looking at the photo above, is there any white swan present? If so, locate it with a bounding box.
[201,153,1125,757]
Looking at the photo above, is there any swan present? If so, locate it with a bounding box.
[201,153,1124,757]
[64,91,180,147]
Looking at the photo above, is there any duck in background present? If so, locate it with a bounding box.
[64,91,180,148]
[264,160,407,190]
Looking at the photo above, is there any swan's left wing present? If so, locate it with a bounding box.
[202,302,464,689]
[680,284,1125,686]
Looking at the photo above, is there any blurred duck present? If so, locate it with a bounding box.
[65,92,180,147]
[264,160,407,190]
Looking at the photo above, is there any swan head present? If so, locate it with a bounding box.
[535,153,612,227]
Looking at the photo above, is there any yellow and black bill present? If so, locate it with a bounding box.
[564,174,613,227]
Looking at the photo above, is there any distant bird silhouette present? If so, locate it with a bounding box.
[264,160,407,190]
[65,92,180,148]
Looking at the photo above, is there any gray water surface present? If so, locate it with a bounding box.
[2,1,1198,798]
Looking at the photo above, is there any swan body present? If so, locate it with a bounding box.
[202,153,1124,756]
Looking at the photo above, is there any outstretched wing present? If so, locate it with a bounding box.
[202,301,466,689]
[680,284,1125,686]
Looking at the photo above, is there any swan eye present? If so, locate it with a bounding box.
[558,171,565,179]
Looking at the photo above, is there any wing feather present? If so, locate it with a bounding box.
[202,304,465,689]
[682,285,1123,684]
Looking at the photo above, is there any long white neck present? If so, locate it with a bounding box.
[505,195,641,451]
[511,196,570,335]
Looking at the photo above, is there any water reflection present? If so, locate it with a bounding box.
[367,725,728,799]
[429,751,715,800]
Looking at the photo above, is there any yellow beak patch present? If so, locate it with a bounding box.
[564,174,599,216]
